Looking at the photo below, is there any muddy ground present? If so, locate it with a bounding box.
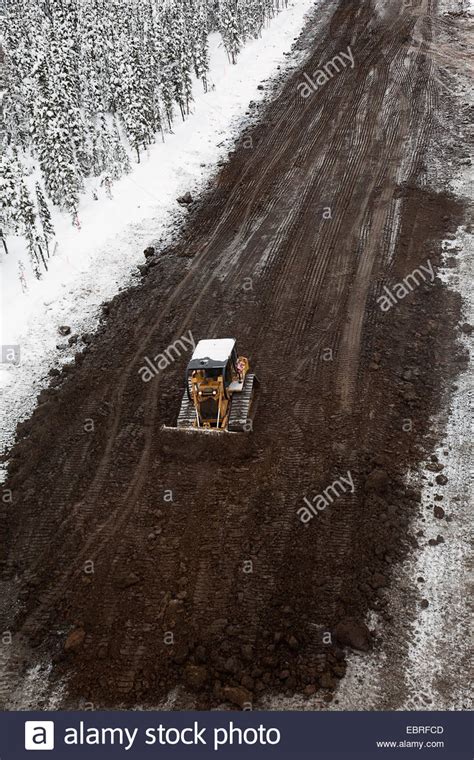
[1,0,471,709]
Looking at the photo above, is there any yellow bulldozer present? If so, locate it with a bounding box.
[173,338,258,432]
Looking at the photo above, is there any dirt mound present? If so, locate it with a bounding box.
[159,427,261,465]
[334,619,372,652]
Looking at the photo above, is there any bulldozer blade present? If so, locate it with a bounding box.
[158,422,257,463]
[160,425,243,434]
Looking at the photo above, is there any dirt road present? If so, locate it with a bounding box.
[1,0,469,709]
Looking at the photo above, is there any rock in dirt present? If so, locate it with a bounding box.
[433,506,445,519]
[64,628,85,653]
[334,618,371,651]
[370,573,388,589]
[58,325,71,336]
[319,671,335,689]
[241,644,253,661]
[403,385,418,402]
[37,389,50,404]
[116,572,140,590]
[460,323,472,335]
[241,675,254,691]
[426,462,444,473]
[195,645,207,663]
[184,664,208,690]
[144,246,156,258]
[365,469,389,493]
[222,685,253,709]
[286,634,299,650]
[177,192,193,205]
[223,656,239,674]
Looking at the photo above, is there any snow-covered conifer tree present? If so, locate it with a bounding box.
[17,179,42,276]
[35,182,55,255]
[194,2,210,91]
[0,157,20,235]
[219,0,241,64]
[2,0,284,233]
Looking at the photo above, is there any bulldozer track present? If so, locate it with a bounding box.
[228,374,258,432]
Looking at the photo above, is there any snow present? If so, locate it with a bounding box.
[0,0,316,469]
[192,338,235,362]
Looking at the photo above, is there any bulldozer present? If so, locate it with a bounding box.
[172,338,258,432]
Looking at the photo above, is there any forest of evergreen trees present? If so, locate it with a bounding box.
[1,0,287,276]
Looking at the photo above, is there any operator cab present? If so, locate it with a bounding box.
[184,339,249,427]
[186,339,244,394]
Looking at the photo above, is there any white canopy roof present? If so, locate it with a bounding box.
[191,338,235,362]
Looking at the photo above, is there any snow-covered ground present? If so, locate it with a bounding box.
[0,0,317,467]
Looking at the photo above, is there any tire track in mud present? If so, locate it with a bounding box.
[172,18,410,633]
[18,1,377,627]
[51,5,410,578]
[149,0,441,691]
[0,0,372,656]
